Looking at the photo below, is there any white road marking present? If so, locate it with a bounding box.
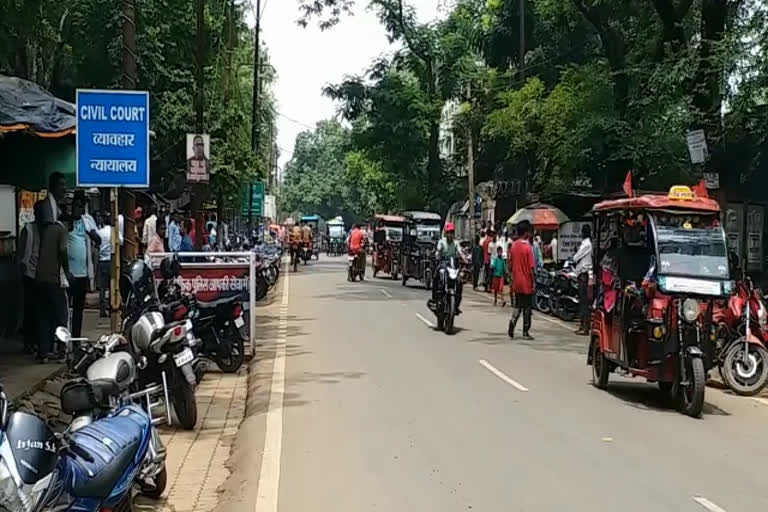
[380,288,393,298]
[532,311,576,331]
[478,359,529,392]
[255,272,289,512]
[751,397,768,407]
[692,496,728,512]
[415,313,435,328]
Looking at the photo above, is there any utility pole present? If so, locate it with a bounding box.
[193,0,206,250]
[519,0,525,80]
[249,0,261,233]
[466,82,475,243]
[113,0,137,331]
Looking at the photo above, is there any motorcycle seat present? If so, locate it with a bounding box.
[69,406,149,499]
[196,294,243,310]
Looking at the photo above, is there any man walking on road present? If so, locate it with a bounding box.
[508,221,535,340]
[472,233,484,289]
[573,224,593,335]
[482,229,495,292]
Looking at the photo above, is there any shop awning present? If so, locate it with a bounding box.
[0,75,75,137]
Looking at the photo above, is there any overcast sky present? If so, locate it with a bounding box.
[250,0,442,170]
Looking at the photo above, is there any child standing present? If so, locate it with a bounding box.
[492,245,507,306]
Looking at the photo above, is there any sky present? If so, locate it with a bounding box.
[250,0,443,171]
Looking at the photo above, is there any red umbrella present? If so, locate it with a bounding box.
[506,203,569,230]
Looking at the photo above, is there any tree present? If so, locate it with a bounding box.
[0,0,275,210]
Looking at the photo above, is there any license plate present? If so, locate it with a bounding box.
[234,316,245,328]
[173,348,194,367]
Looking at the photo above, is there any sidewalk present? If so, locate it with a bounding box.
[1,309,111,401]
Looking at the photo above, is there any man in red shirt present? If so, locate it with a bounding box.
[482,229,495,292]
[508,221,535,340]
[348,224,366,278]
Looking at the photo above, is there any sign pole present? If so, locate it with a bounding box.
[110,188,121,331]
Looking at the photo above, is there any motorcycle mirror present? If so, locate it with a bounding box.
[55,326,72,345]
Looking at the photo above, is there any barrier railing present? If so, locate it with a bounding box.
[146,251,257,356]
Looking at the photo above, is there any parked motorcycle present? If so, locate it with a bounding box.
[711,279,768,395]
[534,269,555,314]
[428,257,460,335]
[0,383,154,512]
[156,257,246,374]
[59,328,168,498]
[121,259,199,430]
[549,260,581,322]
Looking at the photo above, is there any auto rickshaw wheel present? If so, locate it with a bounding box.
[591,340,610,390]
[678,356,705,418]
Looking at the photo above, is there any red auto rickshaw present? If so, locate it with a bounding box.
[588,185,732,418]
[372,214,406,280]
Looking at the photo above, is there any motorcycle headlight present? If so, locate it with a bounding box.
[448,268,459,280]
[682,298,700,323]
[758,302,767,327]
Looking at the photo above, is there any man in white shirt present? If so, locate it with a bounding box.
[96,213,113,317]
[142,204,158,250]
[573,224,593,335]
[550,234,558,265]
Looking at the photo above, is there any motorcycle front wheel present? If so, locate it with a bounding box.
[173,378,198,430]
[534,290,550,314]
[139,465,167,498]
[444,296,456,335]
[722,340,768,396]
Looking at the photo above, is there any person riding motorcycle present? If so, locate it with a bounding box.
[348,224,366,278]
[289,224,302,265]
[301,221,313,247]
[431,222,463,315]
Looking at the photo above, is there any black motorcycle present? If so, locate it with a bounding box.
[549,260,580,322]
[534,269,555,314]
[156,256,246,374]
[428,257,460,335]
[121,259,199,430]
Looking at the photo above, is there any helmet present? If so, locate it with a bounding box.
[130,312,165,352]
[444,222,455,233]
[120,259,156,310]
[159,255,181,280]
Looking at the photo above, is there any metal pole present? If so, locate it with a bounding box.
[250,0,261,232]
[466,82,475,244]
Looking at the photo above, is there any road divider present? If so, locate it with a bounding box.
[478,359,529,392]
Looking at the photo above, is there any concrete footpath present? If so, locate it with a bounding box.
[2,300,259,512]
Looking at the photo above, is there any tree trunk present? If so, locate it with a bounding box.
[693,0,727,181]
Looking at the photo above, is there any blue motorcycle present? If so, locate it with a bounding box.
[0,385,152,512]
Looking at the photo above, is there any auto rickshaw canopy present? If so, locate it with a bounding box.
[375,214,406,224]
[593,186,720,213]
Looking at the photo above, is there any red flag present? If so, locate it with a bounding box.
[692,179,709,198]
[623,171,633,197]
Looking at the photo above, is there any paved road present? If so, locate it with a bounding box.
[225,255,768,512]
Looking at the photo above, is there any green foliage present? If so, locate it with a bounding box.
[0,0,275,208]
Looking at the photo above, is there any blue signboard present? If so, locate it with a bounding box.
[76,89,150,187]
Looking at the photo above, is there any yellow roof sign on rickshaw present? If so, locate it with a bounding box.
[668,185,694,201]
